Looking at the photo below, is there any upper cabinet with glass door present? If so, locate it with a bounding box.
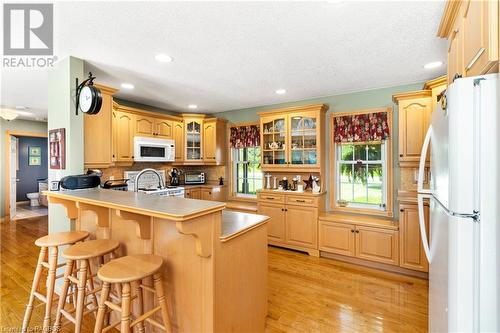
[259,104,328,172]
[185,117,203,162]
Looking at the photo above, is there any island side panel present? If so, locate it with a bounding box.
[153,213,218,333]
[214,223,268,332]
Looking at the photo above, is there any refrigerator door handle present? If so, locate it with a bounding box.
[417,194,432,262]
[418,125,432,194]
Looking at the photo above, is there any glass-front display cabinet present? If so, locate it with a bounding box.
[185,119,202,161]
[259,104,327,171]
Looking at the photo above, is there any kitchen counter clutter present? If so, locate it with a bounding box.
[45,188,269,332]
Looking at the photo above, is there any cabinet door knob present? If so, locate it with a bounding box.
[351,229,354,233]
[400,209,404,212]
[399,154,403,157]
[281,208,284,211]
[355,230,359,233]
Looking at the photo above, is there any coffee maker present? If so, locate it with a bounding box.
[169,168,180,186]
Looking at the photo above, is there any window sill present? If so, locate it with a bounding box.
[227,195,258,203]
[332,206,393,218]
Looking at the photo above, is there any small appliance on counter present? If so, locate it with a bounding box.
[102,179,129,191]
[59,174,101,190]
[184,171,205,185]
[169,168,180,186]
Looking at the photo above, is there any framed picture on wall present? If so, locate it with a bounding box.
[29,156,41,166]
[29,146,41,156]
[49,128,66,169]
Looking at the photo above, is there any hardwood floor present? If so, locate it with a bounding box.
[1,217,428,333]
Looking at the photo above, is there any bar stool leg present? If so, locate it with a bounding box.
[86,259,99,316]
[74,259,88,333]
[120,283,132,333]
[94,281,111,333]
[153,273,172,333]
[43,246,58,332]
[134,280,145,333]
[22,247,47,333]
[53,259,75,331]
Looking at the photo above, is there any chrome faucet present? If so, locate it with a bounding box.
[134,168,164,192]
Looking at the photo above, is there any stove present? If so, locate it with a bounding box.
[124,170,185,197]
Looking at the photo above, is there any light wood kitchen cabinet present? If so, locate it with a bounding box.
[393,91,432,166]
[256,202,286,243]
[173,121,184,161]
[185,188,201,200]
[154,119,173,138]
[423,76,447,113]
[319,221,355,256]
[319,213,399,266]
[257,190,325,255]
[399,203,429,272]
[462,0,499,77]
[203,119,227,165]
[184,116,204,163]
[135,115,155,137]
[115,111,135,162]
[258,104,327,173]
[355,225,399,265]
[84,84,118,168]
[438,0,499,84]
[285,205,318,249]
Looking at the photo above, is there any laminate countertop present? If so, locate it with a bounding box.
[45,188,225,222]
[220,211,269,242]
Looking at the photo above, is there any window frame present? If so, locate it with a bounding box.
[232,146,262,198]
[329,107,394,217]
[228,122,263,202]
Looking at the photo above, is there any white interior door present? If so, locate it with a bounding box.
[9,136,18,218]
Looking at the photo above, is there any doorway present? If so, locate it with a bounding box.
[4,131,48,222]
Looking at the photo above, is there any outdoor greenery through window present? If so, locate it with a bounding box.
[336,142,387,210]
[233,147,262,197]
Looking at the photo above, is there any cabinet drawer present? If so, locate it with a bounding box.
[257,193,285,203]
[285,195,318,207]
[355,226,399,265]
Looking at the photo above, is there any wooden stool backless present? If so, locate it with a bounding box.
[53,239,121,333]
[22,230,89,333]
[93,254,172,333]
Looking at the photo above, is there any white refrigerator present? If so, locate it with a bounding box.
[417,74,499,332]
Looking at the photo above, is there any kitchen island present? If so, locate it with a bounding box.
[46,188,269,333]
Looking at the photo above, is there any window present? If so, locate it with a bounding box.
[232,147,262,197]
[336,142,387,211]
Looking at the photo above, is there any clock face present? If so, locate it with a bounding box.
[79,86,93,113]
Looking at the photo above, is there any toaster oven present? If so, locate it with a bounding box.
[184,172,205,184]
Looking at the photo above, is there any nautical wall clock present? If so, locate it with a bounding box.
[75,72,102,115]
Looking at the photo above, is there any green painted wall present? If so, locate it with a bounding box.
[214,82,425,214]
[0,119,48,217]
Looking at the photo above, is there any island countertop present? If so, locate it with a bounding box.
[221,211,269,242]
[45,188,225,222]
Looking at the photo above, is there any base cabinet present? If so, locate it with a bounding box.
[399,203,429,272]
[185,188,201,200]
[257,191,324,253]
[319,217,399,266]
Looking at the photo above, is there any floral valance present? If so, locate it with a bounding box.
[334,112,390,143]
[230,125,260,148]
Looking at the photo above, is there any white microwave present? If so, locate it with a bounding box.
[134,136,175,162]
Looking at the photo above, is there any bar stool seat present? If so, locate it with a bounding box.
[94,255,172,333]
[22,231,90,333]
[53,239,121,333]
[34,231,90,247]
[97,254,163,283]
[63,239,120,260]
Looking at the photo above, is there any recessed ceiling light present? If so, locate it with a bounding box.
[155,54,173,63]
[275,89,286,95]
[121,83,134,89]
[424,61,443,69]
[0,109,18,121]
[188,104,198,109]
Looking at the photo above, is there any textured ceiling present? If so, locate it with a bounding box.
[1,1,447,119]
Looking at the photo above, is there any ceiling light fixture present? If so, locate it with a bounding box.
[121,83,135,89]
[275,89,286,95]
[424,61,443,69]
[188,104,198,109]
[155,54,173,63]
[0,109,19,121]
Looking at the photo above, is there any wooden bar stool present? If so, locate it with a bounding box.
[93,254,172,333]
[53,239,121,333]
[22,230,90,333]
